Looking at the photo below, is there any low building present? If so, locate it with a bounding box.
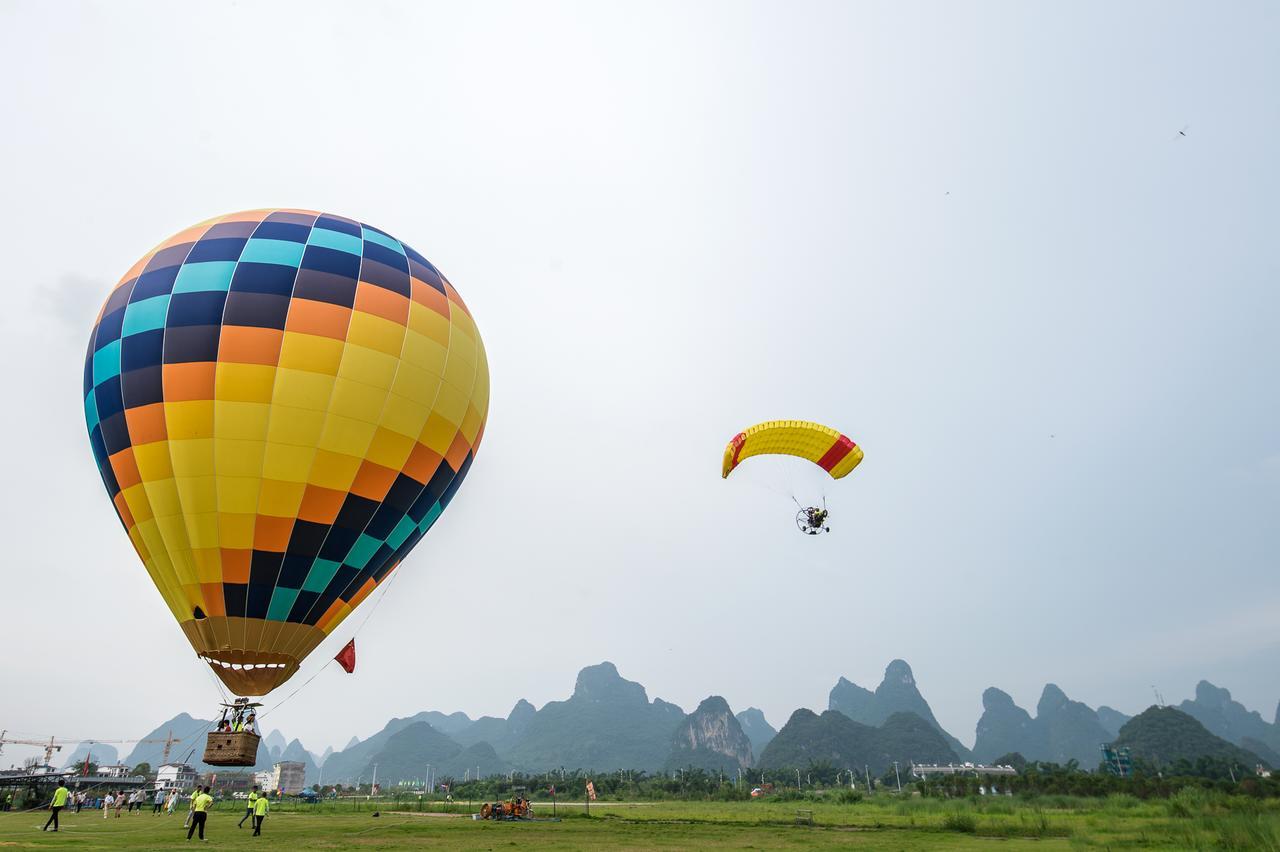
[254,770,274,790]
[98,764,134,778]
[911,763,1018,778]
[271,761,306,794]
[154,763,198,791]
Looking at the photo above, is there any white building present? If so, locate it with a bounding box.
[253,770,273,789]
[271,761,306,794]
[154,763,198,791]
[98,764,134,778]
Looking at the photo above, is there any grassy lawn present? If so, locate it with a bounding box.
[1,794,1277,850]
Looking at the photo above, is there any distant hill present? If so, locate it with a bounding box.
[1037,684,1114,766]
[1096,706,1130,739]
[972,684,1114,766]
[358,721,508,784]
[1114,707,1269,769]
[414,711,474,737]
[664,696,754,772]
[264,729,287,758]
[973,688,1038,763]
[1178,681,1280,757]
[322,713,456,784]
[279,738,319,783]
[452,700,536,753]
[759,709,957,775]
[61,742,118,770]
[735,708,777,756]
[829,660,971,760]
[504,662,684,771]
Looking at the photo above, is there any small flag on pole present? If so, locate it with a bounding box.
[335,639,356,673]
[586,780,597,801]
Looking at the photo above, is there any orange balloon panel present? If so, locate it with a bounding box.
[84,210,489,695]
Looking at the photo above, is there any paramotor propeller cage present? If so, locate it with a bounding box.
[796,508,829,535]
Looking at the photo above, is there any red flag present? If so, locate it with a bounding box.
[586,781,597,801]
[335,639,356,673]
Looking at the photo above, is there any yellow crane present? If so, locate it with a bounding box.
[0,730,182,767]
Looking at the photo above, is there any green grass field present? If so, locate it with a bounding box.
[2,792,1278,850]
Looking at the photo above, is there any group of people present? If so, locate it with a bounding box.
[37,782,269,839]
[217,707,257,734]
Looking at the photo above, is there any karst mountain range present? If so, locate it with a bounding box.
[73,660,1279,783]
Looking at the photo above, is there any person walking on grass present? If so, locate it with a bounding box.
[186,785,213,842]
[252,789,269,836]
[114,790,125,818]
[154,788,166,814]
[102,791,114,819]
[42,781,70,832]
[239,785,259,828]
[166,789,178,815]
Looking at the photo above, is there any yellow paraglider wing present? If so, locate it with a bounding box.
[721,420,862,480]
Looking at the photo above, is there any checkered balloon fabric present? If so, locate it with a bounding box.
[84,210,489,696]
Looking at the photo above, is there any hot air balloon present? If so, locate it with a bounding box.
[721,420,862,534]
[83,209,489,700]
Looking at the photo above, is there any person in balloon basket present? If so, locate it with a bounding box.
[239,785,259,829]
[42,780,70,831]
[187,786,213,841]
[252,790,269,836]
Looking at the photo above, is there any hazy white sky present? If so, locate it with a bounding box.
[1,0,1277,762]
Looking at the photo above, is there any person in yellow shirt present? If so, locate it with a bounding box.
[186,786,213,841]
[43,781,70,832]
[251,791,269,836]
[238,786,259,829]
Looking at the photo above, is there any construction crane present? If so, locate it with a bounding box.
[0,732,62,767]
[0,730,182,768]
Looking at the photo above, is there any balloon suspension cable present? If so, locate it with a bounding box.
[257,659,334,722]
[202,655,232,706]
[259,568,403,721]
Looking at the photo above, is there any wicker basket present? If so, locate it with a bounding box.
[203,731,261,767]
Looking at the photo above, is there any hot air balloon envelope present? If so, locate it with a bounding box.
[84,210,489,696]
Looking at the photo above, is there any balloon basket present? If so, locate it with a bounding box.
[203,731,260,767]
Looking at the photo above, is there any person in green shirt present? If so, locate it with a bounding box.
[186,786,213,841]
[251,792,269,836]
[238,785,259,828]
[43,781,70,832]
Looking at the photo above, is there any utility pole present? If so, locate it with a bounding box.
[796,769,801,790]
[865,766,871,792]
[893,761,902,793]
[371,764,378,799]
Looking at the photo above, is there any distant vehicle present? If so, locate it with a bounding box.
[232,792,248,800]
[750,787,764,798]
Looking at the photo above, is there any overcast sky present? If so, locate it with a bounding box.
[1,0,1277,763]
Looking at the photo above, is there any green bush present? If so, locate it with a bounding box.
[941,810,977,833]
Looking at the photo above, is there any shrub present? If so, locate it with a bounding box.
[941,811,977,833]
